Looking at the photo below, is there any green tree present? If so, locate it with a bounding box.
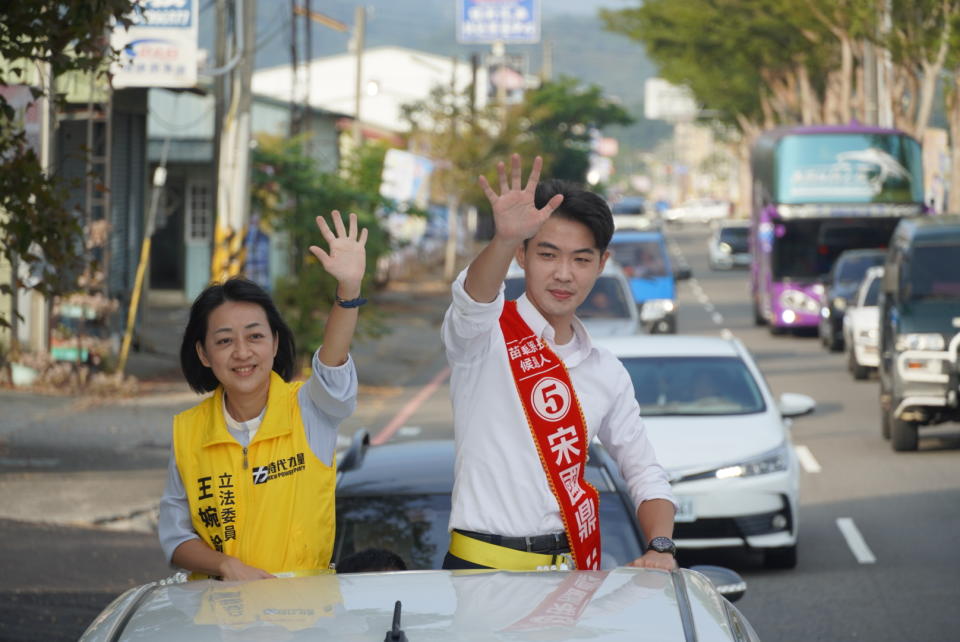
[0,1,135,332]
[251,135,392,362]
[523,76,633,183]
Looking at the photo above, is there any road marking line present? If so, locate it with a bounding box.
[711,312,724,325]
[372,367,451,445]
[795,445,822,473]
[836,517,877,564]
[720,328,734,339]
[704,303,715,312]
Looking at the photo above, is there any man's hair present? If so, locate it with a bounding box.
[533,179,614,252]
[336,548,408,573]
[180,277,296,393]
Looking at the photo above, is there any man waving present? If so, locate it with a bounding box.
[442,154,677,571]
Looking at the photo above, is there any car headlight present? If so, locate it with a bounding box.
[895,333,945,351]
[641,298,675,321]
[718,242,732,254]
[673,444,791,483]
[832,297,847,311]
[714,443,790,479]
[779,289,820,314]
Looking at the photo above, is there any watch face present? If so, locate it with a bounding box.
[651,537,675,553]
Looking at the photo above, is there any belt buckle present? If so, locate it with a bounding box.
[524,536,534,552]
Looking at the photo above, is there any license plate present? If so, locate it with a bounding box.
[675,496,697,523]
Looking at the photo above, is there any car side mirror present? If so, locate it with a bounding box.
[690,565,747,602]
[673,266,692,281]
[337,429,371,473]
[778,393,816,418]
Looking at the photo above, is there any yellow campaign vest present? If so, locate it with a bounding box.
[173,371,336,578]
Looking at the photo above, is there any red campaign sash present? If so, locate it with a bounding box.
[504,571,608,631]
[499,300,601,571]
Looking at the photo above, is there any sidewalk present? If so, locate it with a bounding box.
[0,268,456,533]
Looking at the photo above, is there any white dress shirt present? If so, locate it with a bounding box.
[442,269,676,537]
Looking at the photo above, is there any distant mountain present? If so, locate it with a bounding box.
[199,1,668,151]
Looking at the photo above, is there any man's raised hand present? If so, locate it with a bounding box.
[478,154,564,245]
[309,211,368,291]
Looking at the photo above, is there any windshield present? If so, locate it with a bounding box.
[335,492,642,570]
[611,197,645,215]
[776,133,923,204]
[577,276,631,319]
[718,227,749,252]
[609,240,668,278]
[835,253,886,285]
[863,276,881,306]
[905,244,960,301]
[619,356,766,416]
[772,218,897,280]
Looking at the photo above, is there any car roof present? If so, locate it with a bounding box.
[83,568,752,641]
[610,230,665,242]
[338,439,614,495]
[897,214,960,241]
[836,248,887,259]
[715,219,749,229]
[592,334,743,358]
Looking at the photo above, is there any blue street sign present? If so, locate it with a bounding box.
[457,0,540,44]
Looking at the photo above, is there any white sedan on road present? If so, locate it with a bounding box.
[843,266,883,380]
[595,334,816,569]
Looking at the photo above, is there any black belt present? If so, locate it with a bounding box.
[454,529,570,554]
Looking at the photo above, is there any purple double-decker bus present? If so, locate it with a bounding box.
[749,124,926,333]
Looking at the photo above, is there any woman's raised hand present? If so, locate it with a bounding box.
[309,211,368,290]
[478,154,564,245]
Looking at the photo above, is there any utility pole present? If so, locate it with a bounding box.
[211,0,256,282]
[444,56,460,281]
[541,39,553,82]
[289,0,300,136]
[352,5,366,148]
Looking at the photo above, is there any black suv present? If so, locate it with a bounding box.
[878,216,960,451]
[818,248,887,352]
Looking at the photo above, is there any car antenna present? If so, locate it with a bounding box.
[383,600,408,642]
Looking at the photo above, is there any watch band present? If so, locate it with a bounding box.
[335,294,367,308]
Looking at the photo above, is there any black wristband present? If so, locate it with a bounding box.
[335,294,367,308]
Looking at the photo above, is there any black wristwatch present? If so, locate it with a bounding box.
[647,536,677,556]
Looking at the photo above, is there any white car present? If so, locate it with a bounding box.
[708,220,751,270]
[505,259,641,337]
[609,195,656,231]
[843,266,883,380]
[80,568,759,641]
[594,334,816,569]
[664,199,731,225]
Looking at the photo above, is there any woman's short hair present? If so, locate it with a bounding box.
[180,278,297,393]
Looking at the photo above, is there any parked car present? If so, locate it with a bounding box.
[609,195,656,231]
[607,230,691,334]
[878,216,960,451]
[708,220,751,270]
[818,248,887,352]
[80,566,758,641]
[505,259,641,337]
[843,266,884,380]
[664,198,731,225]
[595,334,816,569]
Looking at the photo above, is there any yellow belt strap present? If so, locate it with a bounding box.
[449,531,559,570]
